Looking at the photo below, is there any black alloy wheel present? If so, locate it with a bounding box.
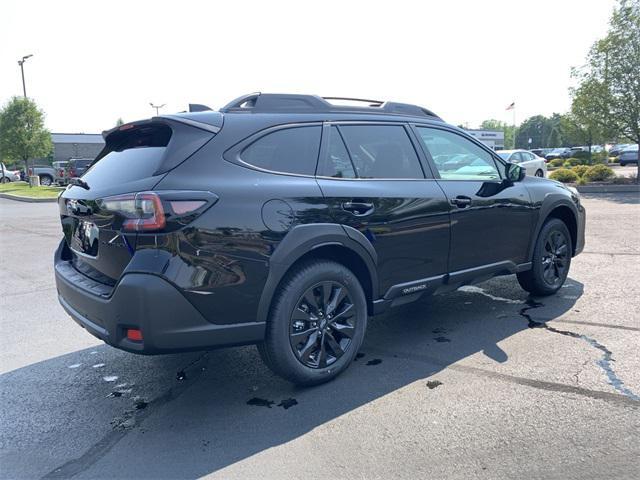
[517,218,572,296]
[289,281,356,369]
[541,230,569,287]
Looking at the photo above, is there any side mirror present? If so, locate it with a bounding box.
[505,162,526,182]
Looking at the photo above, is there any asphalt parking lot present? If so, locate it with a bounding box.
[1,193,639,480]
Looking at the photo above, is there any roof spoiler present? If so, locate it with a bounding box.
[189,103,213,112]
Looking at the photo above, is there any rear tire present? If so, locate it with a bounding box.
[258,260,367,386]
[39,175,53,186]
[0,177,9,183]
[517,218,572,296]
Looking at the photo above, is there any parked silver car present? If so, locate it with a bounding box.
[496,150,547,177]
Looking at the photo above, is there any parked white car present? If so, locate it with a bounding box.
[0,163,21,183]
[496,150,547,177]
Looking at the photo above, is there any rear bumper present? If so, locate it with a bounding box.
[54,241,265,354]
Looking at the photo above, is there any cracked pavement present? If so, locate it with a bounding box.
[1,193,639,480]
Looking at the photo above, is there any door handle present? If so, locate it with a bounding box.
[450,196,472,208]
[341,201,375,216]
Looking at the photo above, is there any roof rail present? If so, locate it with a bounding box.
[219,92,440,120]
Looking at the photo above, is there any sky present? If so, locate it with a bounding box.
[0,0,616,133]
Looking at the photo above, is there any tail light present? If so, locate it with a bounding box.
[70,168,77,177]
[28,168,33,175]
[98,191,216,232]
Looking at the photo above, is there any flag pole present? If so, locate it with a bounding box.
[512,104,516,148]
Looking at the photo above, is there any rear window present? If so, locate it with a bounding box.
[81,124,171,187]
[240,126,321,175]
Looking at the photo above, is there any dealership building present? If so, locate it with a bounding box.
[51,133,104,162]
[464,129,505,150]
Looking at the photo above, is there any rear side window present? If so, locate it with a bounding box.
[319,126,356,178]
[81,123,171,188]
[338,125,424,179]
[241,126,321,175]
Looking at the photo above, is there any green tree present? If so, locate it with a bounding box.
[0,97,52,184]
[572,0,640,180]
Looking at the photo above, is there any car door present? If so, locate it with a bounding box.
[316,123,451,295]
[413,125,534,276]
[521,151,543,176]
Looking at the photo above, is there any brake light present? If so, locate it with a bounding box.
[100,192,166,231]
[98,191,217,233]
[28,168,32,175]
[169,200,206,214]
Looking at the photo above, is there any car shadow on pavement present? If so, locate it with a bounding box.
[0,276,585,479]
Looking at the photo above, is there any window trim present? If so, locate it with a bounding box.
[223,122,323,178]
[410,123,505,182]
[316,121,430,181]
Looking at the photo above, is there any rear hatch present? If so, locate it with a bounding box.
[59,116,220,285]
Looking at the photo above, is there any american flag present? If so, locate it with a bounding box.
[506,102,515,111]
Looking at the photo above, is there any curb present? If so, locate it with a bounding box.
[0,193,59,203]
[576,184,640,193]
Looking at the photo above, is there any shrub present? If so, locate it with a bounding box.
[563,157,583,168]
[583,164,615,182]
[549,158,565,168]
[549,168,578,183]
[572,165,590,177]
[591,151,608,164]
[572,151,591,162]
[576,177,588,186]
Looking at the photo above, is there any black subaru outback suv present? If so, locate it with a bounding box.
[55,93,585,385]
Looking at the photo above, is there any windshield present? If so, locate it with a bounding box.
[497,152,511,160]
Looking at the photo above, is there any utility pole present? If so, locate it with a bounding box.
[17,54,33,98]
[149,103,166,116]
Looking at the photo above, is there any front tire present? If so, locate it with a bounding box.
[258,260,367,386]
[517,218,572,296]
[535,169,544,177]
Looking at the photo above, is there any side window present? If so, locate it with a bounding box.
[511,152,523,163]
[319,127,356,178]
[416,127,501,181]
[241,126,321,175]
[338,125,424,179]
[523,152,535,161]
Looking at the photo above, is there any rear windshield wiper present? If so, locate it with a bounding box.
[70,178,90,190]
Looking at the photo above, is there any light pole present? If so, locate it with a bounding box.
[149,102,165,116]
[17,54,33,98]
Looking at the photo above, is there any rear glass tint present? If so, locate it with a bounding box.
[81,124,171,187]
[241,126,321,175]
